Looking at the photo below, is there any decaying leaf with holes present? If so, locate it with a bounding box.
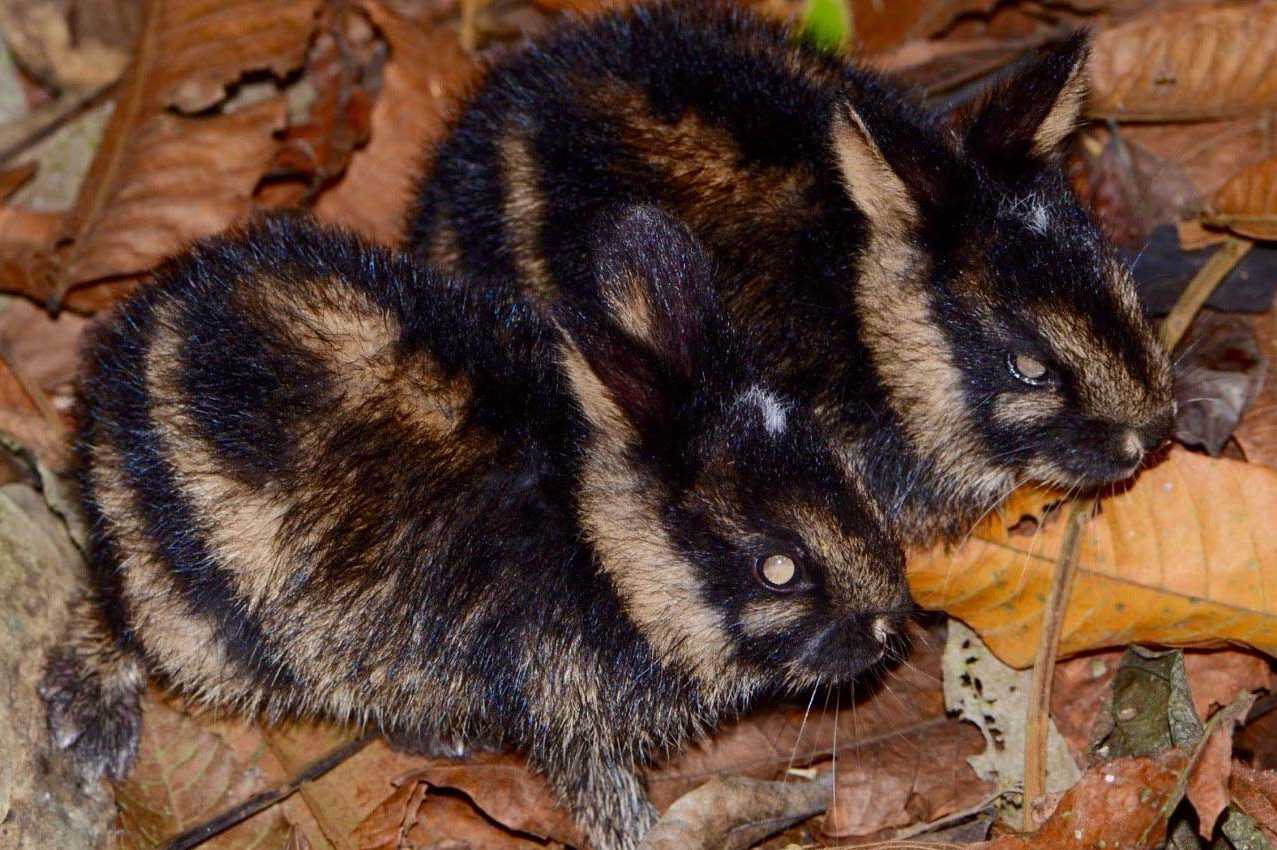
[942,620,1077,826]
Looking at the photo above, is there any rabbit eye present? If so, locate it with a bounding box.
[1008,352,1050,386]
[757,553,798,590]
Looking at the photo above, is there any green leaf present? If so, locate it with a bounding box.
[799,0,850,55]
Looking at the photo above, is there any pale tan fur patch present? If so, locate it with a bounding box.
[829,106,918,240]
[558,340,634,444]
[499,127,556,302]
[605,86,814,239]
[852,237,1013,507]
[992,392,1064,428]
[145,314,301,618]
[1031,55,1087,159]
[738,598,810,637]
[577,447,737,693]
[607,271,655,344]
[261,281,471,438]
[89,438,246,708]
[1032,305,1168,428]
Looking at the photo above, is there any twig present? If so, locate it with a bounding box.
[159,733,373,850]
[1159,236,1252,350]
[1021,497,1092,830]
[1019,234,1250,830]
[0,83,116,169]
[459,0,484,52]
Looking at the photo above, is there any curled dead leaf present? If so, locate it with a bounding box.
[1089,3,1277,121]
[0,0,137,89]
[988,752,1187,850]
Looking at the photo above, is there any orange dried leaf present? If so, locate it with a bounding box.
[1089,4,1277,121]
[909,449,1277,668]
[50,0,321,306]
[1206,157,1277,240]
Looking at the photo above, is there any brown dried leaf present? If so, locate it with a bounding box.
[649,627,949,806]
[0,164,36,201]
[1119,119,1277,203]
[351,779,432,850]
[1232,764,1277,840]
[399,755,586,847]
[1088,3,1277,121]
[1173,313,1268,457]
[405,793,552,850]
[1186,700,1250,839]
[866,36,1032,99]
[847,0,1000,54]
[115,696,295,850]
[0,206,60,305]
[49,0,321,306]
[1069,129,1200,248]
[315,1,476,243]
[822,718,992,837]
[264,8,379,207]
[986,752,1186,850]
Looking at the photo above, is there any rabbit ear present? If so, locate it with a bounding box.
[556,205,732,445]
[829,103,921,239]
[958,32,1089,165]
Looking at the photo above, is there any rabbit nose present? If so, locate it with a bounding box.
[1119,430,1144,465]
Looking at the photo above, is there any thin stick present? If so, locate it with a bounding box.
[159,733,373,850]
[0,83,116,169]
[1021,498,1091,829]
[1020,235,1249,830]
[1159,236,1252,350]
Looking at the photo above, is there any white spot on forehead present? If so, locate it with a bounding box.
[1025,202,1051,235]
[740,385,788,435]
[1003,193,1053,236]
